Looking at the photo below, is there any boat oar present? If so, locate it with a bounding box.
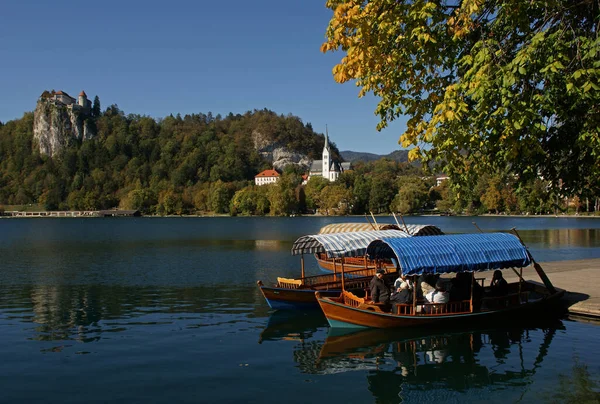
[511,228,557,295]
[394,212,411,234]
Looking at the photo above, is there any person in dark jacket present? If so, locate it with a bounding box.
[370,269,390,304]
[391,281,413,303]
[490,270,509,297]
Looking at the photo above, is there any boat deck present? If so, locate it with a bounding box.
[500,258,600,319]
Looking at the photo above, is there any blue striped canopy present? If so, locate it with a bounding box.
[366,233,531,275]
[291,230,411,258]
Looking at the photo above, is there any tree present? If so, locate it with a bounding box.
[322,0,600,195]
[92,96,101,118]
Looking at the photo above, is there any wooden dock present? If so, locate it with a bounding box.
[503,258,600,319]
[2,210,140,218]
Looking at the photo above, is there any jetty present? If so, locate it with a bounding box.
[2,210,141,218]
[503,258,600,319]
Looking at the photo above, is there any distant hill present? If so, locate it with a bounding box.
[340,149,411,164]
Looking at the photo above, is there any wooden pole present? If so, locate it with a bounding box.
[472,222,484,233]
[365,214,377,230]
[333,257,337,280]
[341,257,346,291]
[370,211,379,229]
[470,272,475,313]
[511,227,557,294]
[518,267,523,302]
[398,213,411,234]
[301,255,305,279]
[412,275,417,316]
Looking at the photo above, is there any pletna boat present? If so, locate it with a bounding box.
[257,229,412,310]
[315,232,565,328]
[314,223,444,273]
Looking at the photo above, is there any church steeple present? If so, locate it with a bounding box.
[322,125,331,180]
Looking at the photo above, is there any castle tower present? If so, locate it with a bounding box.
[78,90,88,107]
[322,126,331,180]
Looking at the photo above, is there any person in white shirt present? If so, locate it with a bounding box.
[425,279,449,304]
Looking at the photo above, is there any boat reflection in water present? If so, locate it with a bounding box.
[289,318,565,401]
[258,310,328,343]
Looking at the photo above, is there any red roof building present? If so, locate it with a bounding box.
[255,169,280,186]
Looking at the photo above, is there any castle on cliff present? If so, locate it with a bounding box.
[40,90,92,113]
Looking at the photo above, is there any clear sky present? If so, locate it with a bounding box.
[0,0,409,154]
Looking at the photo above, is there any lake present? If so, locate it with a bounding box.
[0,216,599,403]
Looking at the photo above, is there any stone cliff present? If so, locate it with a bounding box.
[33,100,95,157]
[252,130,312,172]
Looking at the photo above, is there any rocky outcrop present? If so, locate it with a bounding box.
[33,100,95,157]
[252,130,311,172]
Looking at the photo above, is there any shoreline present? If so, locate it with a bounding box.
[1,211,599,219]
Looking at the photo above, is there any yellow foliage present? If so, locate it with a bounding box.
[408,147,421,161]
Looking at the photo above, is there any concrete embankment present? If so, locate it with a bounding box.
[503,258,600,319]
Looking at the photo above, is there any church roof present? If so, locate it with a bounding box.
[255,169,280,178]
[79,90,87,97]
[310,160,323,172]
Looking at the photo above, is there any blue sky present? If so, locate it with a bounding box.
[0,0,408,154]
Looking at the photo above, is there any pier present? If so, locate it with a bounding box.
[2,210,141,218]
[503,258,600,319]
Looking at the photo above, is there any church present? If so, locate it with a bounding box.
[308,130,351,182]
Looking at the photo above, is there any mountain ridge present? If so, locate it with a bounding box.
[340,149,411,164]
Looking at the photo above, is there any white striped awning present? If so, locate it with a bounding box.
[317,222,443,236]
[291,230,411,258]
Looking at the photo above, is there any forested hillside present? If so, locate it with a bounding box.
[0,105,596,216]
[0,107,340,213]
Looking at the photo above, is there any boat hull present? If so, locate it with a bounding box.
[316,285,565,329]
[314,255,394,274]
[259,286,340,310]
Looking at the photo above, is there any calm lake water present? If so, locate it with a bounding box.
[1,216,599,403]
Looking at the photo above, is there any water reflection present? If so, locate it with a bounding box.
[258,310,328,343]
[261,314,568,402]
[0,285,271,344]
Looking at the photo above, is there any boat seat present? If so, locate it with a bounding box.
[277,277,303,289]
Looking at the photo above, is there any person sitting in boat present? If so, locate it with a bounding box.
[394,274,412,291]
[390,281,413,313]
[369,269,391,304]
[425,279,450,304]
[450,272,471,301]
[490,270,509,297]
[418,274,437,299]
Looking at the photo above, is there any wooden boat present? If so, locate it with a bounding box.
[316,232,565,328]
[314,223,444,273]
[257,229,412,310]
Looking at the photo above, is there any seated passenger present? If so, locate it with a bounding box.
[490,270,509,297]
[394,274,412,291]
[391,281,413,314]
[391,281,413,303]
[419,274,437,299]
[425,279,450,304]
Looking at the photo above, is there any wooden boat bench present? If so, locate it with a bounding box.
[277,277,303,289]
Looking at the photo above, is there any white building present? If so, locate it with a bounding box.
[255,169,280,186]
[435,175,450,187]
[308,130,350,182]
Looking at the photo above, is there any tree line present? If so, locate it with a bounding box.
[0,104,597,216]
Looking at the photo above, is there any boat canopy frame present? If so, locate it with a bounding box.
[365,233,532,276]
[317,223,443,236]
